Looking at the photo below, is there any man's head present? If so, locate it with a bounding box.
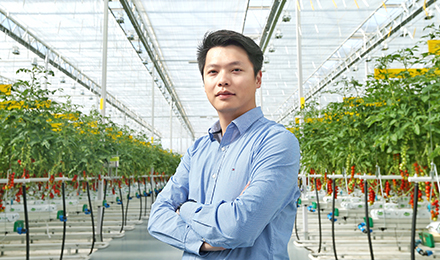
[197,30,263,78]
[198,30,263,124]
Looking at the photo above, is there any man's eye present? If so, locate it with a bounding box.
[207,70,217,74]
[233,68,242,72]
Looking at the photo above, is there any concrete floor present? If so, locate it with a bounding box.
[89,219,309,260]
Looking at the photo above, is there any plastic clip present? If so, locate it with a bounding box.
[17,227,27,235]
[327,212,337,222]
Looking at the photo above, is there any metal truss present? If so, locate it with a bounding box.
[259,0,287,53]
[118,0,195,140]
[276,0,438,123]
[0,75,13,84]
[0,8,161,138]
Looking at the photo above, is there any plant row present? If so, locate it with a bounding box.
[0,66,180,182]
[290,25,440,178]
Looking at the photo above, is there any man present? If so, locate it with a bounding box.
[148,29,300,259]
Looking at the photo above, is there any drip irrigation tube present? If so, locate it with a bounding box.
[119,187,125,233]
[295,203,300,240]
[86,182,95,255]
[22,184,30,260]
[411,183,419,260]
[143,177,147,217]
[125,179,131,226]
[331,180,338,260]
[60,182,67,260]
[315,178,322,253]
[100,179,108,242]
[138,181,142,221]
[364,180,374,260]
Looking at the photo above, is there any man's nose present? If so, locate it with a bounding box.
[217,71,230,87]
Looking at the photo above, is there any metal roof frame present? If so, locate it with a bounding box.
[276,0,438,123]
[0,7,161,138]
[119,0,195,140]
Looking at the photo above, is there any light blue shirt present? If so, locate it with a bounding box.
[148,107,300,259]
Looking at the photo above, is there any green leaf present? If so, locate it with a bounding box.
[414,124,420,135]
[390,133,397,143]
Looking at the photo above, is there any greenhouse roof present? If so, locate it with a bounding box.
[0,0,438,153]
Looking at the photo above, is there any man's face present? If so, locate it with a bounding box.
[203,45,262,120]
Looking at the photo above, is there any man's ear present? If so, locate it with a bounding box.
[256,70,262,89]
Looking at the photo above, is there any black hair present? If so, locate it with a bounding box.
[197,30,263,78]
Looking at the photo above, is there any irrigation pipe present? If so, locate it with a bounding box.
[86,181,96,255]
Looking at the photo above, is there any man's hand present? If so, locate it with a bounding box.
[200,242,225,252]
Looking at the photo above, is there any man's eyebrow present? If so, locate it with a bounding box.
[205,61,244,69]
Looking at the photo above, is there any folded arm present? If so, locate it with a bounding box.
[179,131,300,249]
[147,152,206,255]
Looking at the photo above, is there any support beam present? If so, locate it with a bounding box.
[241,0,251,34]
[0,75,13,84]
[276,0,438,123]
[97,0,109,242]
[151,68,155,143]
[259,0,286,53]
[118,0,195,140]
[100,0,109,119]
[296,1,303,114]
[0,8,161,139]
[170,102,173,152]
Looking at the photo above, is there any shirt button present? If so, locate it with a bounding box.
[221,147,225,151]
[212,174,216,179]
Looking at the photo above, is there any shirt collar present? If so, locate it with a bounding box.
[208,107,264,143]
[208,121,222,142]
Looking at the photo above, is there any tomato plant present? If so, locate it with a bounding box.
[0,66,180,185]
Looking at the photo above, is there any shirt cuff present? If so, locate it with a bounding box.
[184,227,205,256]
[180,200,202,225]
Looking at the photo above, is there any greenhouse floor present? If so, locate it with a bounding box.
[89,216,309,260]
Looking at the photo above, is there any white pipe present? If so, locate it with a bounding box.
[100,0,109,118]
[97,0,109,239]
[296,0,304,110]
[170,102,173,152]
[44,49,50,90]
[151,68,155,143]
[308,174,323,178]
[408,175,438,183]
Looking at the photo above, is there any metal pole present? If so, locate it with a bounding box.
[97,0,109,241]
[302,171,308,240]
[180,125,182,153]
[364,37,369,78]
[151,68,155,143]
[411,182,419,260]
[150,167,155,204]
[296,0,307,241]
[296,0,304,110]
[100,0,109,118]
[170,102,173,152]
[44,49,49,90]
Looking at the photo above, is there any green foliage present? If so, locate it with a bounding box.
[0,66,180,179]
[289,25,440,176]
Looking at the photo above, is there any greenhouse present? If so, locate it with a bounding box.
[0,0,439,259]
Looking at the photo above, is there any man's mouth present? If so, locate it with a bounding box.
[216,91,235,97]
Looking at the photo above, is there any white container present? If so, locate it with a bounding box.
[0,213,20,222]
[5,204,57,213]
